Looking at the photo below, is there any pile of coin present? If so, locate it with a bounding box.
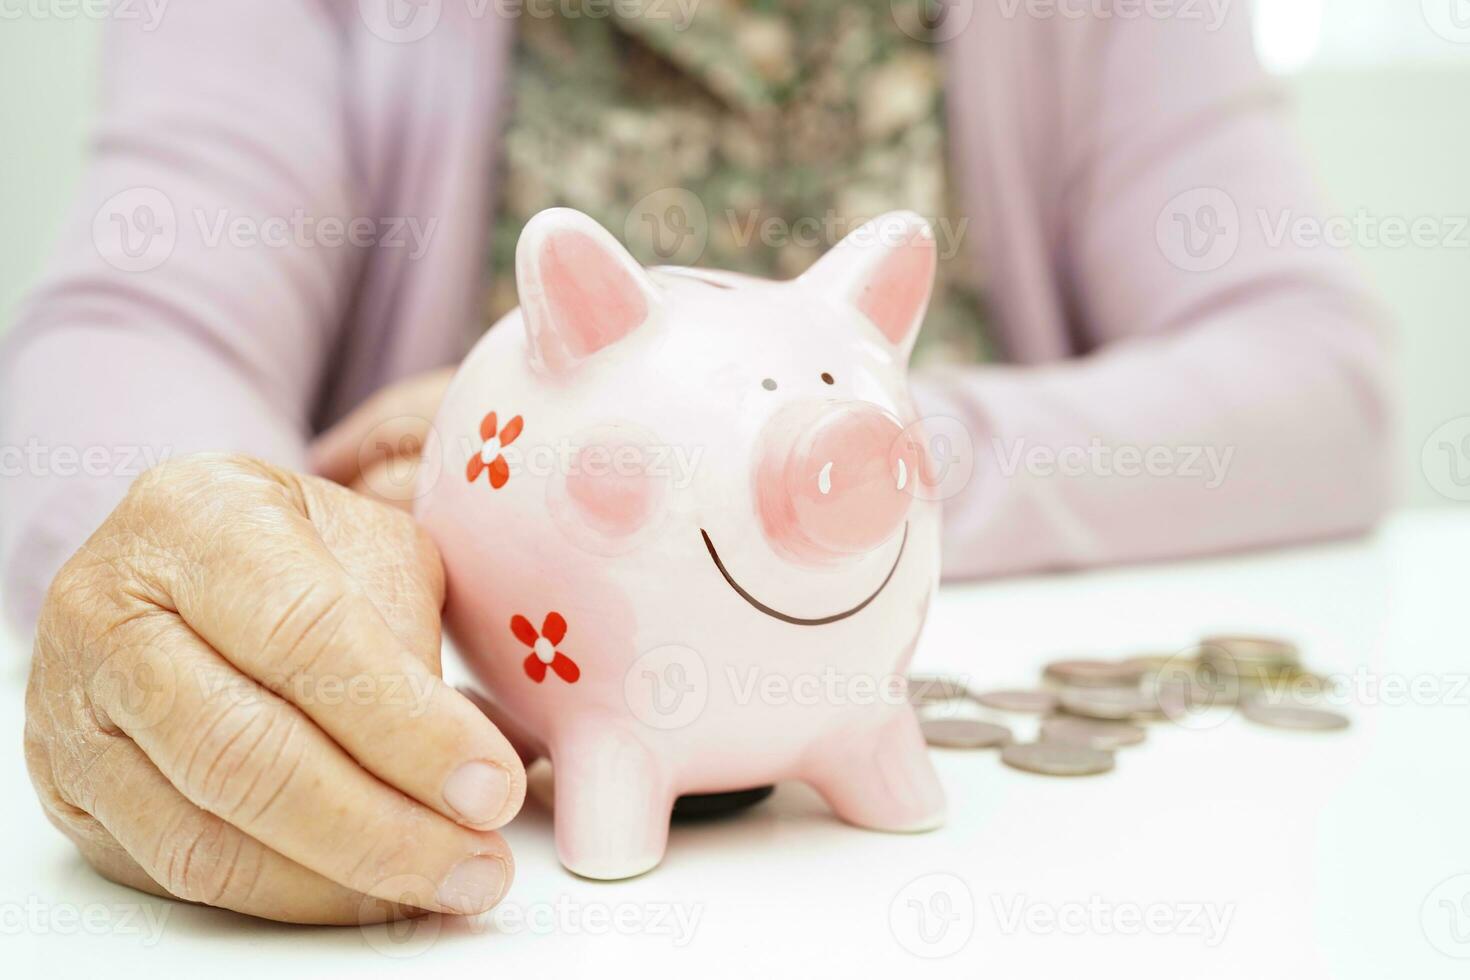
[912,635,1349,777]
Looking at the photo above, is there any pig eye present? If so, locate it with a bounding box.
[762,378,778,391]
[820,372,835,385]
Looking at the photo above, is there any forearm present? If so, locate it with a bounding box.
[915,295,1392,580]
[0,324,307,630]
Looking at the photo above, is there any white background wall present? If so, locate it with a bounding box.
[1,1,1466,507]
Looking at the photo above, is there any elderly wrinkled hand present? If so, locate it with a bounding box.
[23,453,525,924]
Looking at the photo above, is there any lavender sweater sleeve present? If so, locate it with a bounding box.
[917,3,1393,579]
[0,1,354,627]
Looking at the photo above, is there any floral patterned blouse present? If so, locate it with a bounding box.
[487,0,990,365]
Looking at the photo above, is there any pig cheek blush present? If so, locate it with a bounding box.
[566,456,656,537]
[416,207,946,880]
[546,429,670,557]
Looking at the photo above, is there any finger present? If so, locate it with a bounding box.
[88,613,515,916]
[347,455,423,512]
[307,471,445,669]
[37,789,175,903]
[310,369,453,485]
[137,461,525,831]
[459,686,543,767]
[64,733,428,924]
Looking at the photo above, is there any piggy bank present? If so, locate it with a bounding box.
[416,207,946,879]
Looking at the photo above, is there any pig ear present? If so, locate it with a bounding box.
[801,211,937,358]
[516,208,660,374]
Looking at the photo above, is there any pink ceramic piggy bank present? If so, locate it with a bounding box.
[416,207,946,879]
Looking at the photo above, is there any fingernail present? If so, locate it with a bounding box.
[437,855,509,914]
[443,760,511,826]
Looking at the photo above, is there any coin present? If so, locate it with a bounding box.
[1043,659,1148,690]
[1154,671,1240,712]
[1235,665,1328,693]
[1240,698,1349,732]
[908,673,971,707]
[1057,686,1158,721]
[1199,635,1300,672]
[1001,742,1115,776]
[973,689,1059,714]
[1040,716,1146,750]
[921,717,1013,749]
[1119,654,1176,676]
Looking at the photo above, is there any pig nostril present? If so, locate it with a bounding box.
[896,458,908,491]
[818,461,833,495]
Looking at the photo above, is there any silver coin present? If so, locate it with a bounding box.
[1199,635,1300,670]
[1043,659,1148,690]
[1001,741,1115,776]
[1120,654,1175,675]
[1240,699,1349,732]
[921,717,1013,749]
[1057,686,1157,721]
[1040,716,1146,751]
[908,673,971,707]
[973,689,1059,714]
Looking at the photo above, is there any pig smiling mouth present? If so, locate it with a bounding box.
[699,523,909,626]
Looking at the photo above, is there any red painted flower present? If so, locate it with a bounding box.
[511,611,580,684]
[466,411,524,489]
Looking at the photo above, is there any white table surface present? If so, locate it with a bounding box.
[3,509,1467,978]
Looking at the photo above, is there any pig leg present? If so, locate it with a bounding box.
[551,725,674,880]
[803,709,946,832]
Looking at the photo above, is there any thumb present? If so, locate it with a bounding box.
[310,368,455,486]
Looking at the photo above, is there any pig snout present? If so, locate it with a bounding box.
[756,402,918,563]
